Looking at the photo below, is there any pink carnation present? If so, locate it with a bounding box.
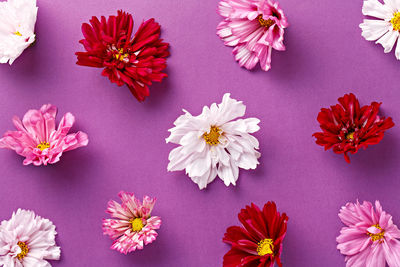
[103,191,161,254]
[337,200,400,267]
[0,104,88,166]
[217,0,288,71]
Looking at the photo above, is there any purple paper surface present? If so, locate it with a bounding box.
[0,0,399,266]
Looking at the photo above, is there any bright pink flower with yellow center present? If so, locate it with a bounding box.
[217,0,288,71]
[337,200,400,267]
[103,191,161,254]
[0,104,88,166]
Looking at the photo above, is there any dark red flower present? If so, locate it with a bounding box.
[313,93,394,163]
[75,11,169,102]
[223,202,288,267]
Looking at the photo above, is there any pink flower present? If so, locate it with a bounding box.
[102,191,161,254]
[0,209,61,266]
[217,0,288,71]
[0,104,88,166]
[337,200,400,267]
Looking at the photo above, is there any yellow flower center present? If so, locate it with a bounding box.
[346,132,355,140]
[257,15,275,29]
[17,241,29,260]
[113,48,129,61]
[14,31,22,36]
[257,238,274,256]
[203,126,221,145]
[130,218,144,232]
[37,142,50,151]
[367,224,385,242]
[391,12,400,31]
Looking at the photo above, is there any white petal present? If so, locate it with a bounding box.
[376,30,399,52]
[180,131,201,146]
[237,152,260,169]
[360,19,391,41]
[222,118,260,134]
[190,165,217,190]
[167,146,193,171]
[395,36,400,59]
[215,146,230,166]
[186,150,211,177]
[362,0,394,19]
[0,0,37,64]
[217,160,239,186]
[215,93,246,125]
[383,0,400,13]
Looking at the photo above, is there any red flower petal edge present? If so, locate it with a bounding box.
[223,202,288,267]
[75,10,170,102]
[312,93,394,163]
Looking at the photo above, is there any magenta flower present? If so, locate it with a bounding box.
[103,191,161,254]
[217,0,288,71]
[337,200,400,267]
[0,104,88,166]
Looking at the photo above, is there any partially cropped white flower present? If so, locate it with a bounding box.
[0,209,61,266]
[166,93,261,190]
[0,0,38,64]
[360,0,400,59]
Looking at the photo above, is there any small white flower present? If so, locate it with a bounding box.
[360,0,400,59]
[166,93,261,190]
[0,0,38,65]
[0,209,61,266]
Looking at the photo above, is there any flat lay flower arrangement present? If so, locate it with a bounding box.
[1,0,400,266]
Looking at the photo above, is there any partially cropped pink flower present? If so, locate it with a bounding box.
[217,0,288,71]
[337,200,400,267]
[103,191,161,254]
[0,104,89,166]
[0,209,61,266]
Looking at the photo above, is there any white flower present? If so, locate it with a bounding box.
[0,0,38,65]
[0,209,61,267]
[166,93,261,190]
[360,0,400,59]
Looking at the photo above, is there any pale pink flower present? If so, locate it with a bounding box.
[0,104,88,166]
[337,200,400,267]
[359,0,400,60]
[0,209,61,266]
[103,191,161,254]
[166,93,260,190]
[217,0,288,71]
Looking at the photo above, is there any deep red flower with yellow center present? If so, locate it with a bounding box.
[223,202,288,267]
[75,11,169,102]
[313,93,394,163]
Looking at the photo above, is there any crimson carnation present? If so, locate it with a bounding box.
[313,93,394,163]
[75,11,169,102]
[223,202,288,267]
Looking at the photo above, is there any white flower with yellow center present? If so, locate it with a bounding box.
[360,0,400,59]
[166,93,261,190]
[0,209,61,266]
[0,0,38,65]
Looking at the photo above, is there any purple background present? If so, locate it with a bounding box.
[0,0,399,266]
